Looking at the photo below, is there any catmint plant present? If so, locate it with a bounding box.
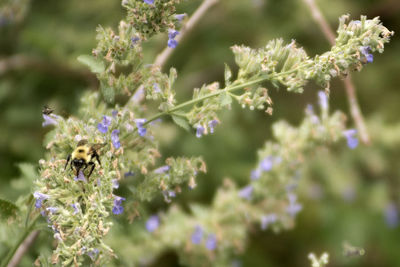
[8,0,392,266]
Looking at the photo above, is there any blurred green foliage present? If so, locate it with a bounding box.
[0,0,399,266]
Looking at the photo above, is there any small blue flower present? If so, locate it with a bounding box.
[318,91,328,110]
[46,207,58,214]
[175,14,186,21]
[286,193,302,217]
[167,39,178,48]
[153,83,161,93]
[143,0,154,4]
[124,171,135,177]
[191,225,203,244]
[168,29,179,39]
[360,46,373,63]
[251,168,261,180]
[260,156,273,172]
[146,215,160,232]
[238,185,253,200]
[111,129,121,149]
[87,248,99,261]
[154,165,170,174]
[112,110,118,117]
[135,118,147,137]
[74,171,87,182]
[112,179,119,189]
[385,203,398,228]
[196,125,205,138]
[261,213,277,230]
[42,114,59,127]
[112,196,126,215]
[205,234,217,251]
[97,115,112,133]
[71,203,79,215]
[131,36,140,45]
[343,129,358,149]
[208,120,219,134]
[33,192,50,209]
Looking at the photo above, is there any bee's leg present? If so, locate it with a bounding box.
[93,152,101,167]
[87,162,96,179]
[64,154,71,170]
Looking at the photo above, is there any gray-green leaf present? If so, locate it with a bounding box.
[171,114,190,132]
[219,91,232,106]
[77,55,105,74]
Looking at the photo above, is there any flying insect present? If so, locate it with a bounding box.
[65,139,105,178]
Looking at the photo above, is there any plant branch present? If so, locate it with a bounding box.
[7,230,40,267]
[301,0,371,144]
[154,0,219,69]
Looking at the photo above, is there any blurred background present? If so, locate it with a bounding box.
[0,0,399,266]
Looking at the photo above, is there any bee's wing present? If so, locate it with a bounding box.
[90,143,106,153]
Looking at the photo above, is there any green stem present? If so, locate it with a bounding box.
[1,215,40,267]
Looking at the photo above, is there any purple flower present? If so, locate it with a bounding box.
[251,168,261,180]
[261,213,277,230]
[111,129,121,149]
[205,234,217,251]
[238,185,253,200]
[131,36,140,45]
[167,39,178,48]
[74,171,87,182]
[112,196,126,215]
[71,203,79,215]
[42,114,61,127]
[112,110,118,117]
[360,46,373,63]
[343,129,358,149]
[260,156,273,172]
[286,193,302,217]
[124,171,135,177]
[146,215,159,232]
[175,14,186,21]
[143,0,154,4]
[153,83,161,93]
[33,192,50,209]
[385,203,398,228]
[97,115,112,133]
[46,207,58,214]
[208,120,219,134]
[154,165,170,174]
[168,29,179,39]
[196,125,205,138]
[87,248,99,261]
[191,225,203,244]
[318,91,328,110]
[112,179,119,189]
[135,118,147,137]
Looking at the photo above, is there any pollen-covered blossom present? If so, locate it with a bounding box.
[131,36,140,45]
[112,196,126,215]
[97,115,112,133]
[46,207,58,214]
[196,125,205,138]
[260,156,273,171]
[261,213,277,230]
[238,185,253,200]
[111,129,121,149]
[286,193,302,217]
[360,46,373,63]
[384,202,398,228]
[168,39,178,49]
[208,119,219,134]
[33,192,50,209]
[167,29,179,48]
[318,91,328,110]
[135,118,147,137]
[205,233,217,251]
[87,248,99,261]
[143,0,154,4]
[343,129,358,149]
[146,215,160,232]
[191,225,203,244]
[154,165,170,174]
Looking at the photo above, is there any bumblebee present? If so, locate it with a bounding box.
[65,140,105,178]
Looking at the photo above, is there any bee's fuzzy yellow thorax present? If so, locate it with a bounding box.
[72,145,90,162]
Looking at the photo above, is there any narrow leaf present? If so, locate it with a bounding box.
[77,55,105,74]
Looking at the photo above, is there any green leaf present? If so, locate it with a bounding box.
[171,114,190,132]
[77,55,105,74]
[219,92,232,106]
[0,198,19,221]
[224,63,232,85]
[101,85,115,103]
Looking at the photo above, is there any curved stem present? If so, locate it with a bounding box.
[0,215,40,267]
